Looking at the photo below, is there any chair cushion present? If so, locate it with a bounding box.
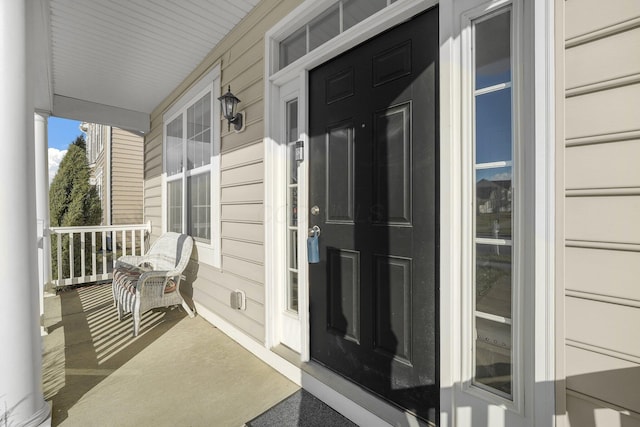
[114,265,146,295]
[113,264,148,313]
[164,278,176,293]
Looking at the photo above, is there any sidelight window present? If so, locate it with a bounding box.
[285,99,300,313]
[470,6,516,400]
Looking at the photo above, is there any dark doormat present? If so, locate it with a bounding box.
[245,389,358,427]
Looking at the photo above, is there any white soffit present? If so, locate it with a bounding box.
[48,0,259,120]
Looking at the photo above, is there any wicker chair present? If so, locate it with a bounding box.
[112,232,195,336]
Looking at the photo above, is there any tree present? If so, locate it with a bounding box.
[50,136,102,278]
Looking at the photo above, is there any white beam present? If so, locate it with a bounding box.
[0,0,51,425]
[53,94,150,134]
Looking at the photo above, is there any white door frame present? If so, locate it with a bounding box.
[264,0,438,362]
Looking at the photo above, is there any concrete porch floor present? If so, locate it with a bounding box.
[42,283,299,426]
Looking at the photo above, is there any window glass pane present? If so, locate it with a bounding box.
[286,99,298,143]
[188,173,210,242]
[280,27,306,69]
[472,6,514,401]
[289,229,298,269]
[476,243,512,318]
[289,186,298,227]
[288,271,299,312]
[288,142,298,185]
[475,317,512,396]
[167,179,182,233]
[309,4,340,51]
[475,88,512,164]
[475,10,511,89]
[476,167,512,239]
[343,0,387,31]
[286,99,299,185]
[166,115,183,176]
[187,92,212,170]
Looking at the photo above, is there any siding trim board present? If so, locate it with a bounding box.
[566,389,640,422]
[566,290,640,310]
[567,235,640,250]
[565,188,640,197]
[567,339,640,365]
[566,73,640,98]
[565,16,640,48]
[565,129,640,147]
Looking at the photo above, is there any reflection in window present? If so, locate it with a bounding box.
[166,115,183,176]
[188,173,211,241]
[165,89,213,244]
[472,7,514,400]
[309,4,340,51]
[286,99,300,314]
[278,0,398,71]
[187,93,212,170]
[167,179,182,233]
[343,0,387,30]
[475,10,511,89]
[475,89,512,164]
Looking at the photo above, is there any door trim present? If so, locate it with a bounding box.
[264,0,438,361]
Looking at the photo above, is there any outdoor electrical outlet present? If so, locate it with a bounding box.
[230,290,246,310]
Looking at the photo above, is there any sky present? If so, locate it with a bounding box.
[48,117,83,183]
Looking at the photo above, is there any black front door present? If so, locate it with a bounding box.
[308,7,439,422]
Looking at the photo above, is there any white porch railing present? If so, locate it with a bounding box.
[49,222,151,287]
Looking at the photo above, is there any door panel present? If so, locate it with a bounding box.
[309,7,439,422]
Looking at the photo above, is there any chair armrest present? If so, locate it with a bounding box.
[116,255,146,269]
[137,270,178,296]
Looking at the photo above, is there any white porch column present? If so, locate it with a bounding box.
[35,111,52,335]
[0,0,51,426]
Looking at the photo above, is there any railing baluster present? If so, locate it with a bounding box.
[102,231,107,275]
[68,232,74,280]
[121,230,126,256]
[139,229,144,256]
[80,231,86,280]
[112,231,117,270]
[91,231,97,278]
[56,232,62,286]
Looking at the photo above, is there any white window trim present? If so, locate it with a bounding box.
[162,65,221,269]
[461,0,524,411]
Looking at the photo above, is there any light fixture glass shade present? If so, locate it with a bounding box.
[218,86,240,122]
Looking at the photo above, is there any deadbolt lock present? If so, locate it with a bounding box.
[311,205,320,216]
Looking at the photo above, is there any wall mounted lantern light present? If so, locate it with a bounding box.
[218,86,243,132]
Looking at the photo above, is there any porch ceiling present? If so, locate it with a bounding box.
[35,0,260,132]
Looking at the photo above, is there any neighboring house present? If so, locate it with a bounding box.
[80,122,144,226]
[5,1,639,426]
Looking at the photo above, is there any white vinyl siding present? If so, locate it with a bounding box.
[111,128,143,225]
[561,0,640,425]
